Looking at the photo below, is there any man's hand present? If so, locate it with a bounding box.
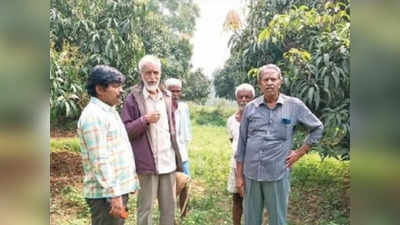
[285,150,301,168]
[236,175,245,197]
[109,196,124,218]
[144,111,160,124]
[286,144,311,168]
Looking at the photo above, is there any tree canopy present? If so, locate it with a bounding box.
[214,0,350,159]
[50,0,209,123]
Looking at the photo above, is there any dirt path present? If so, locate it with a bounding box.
[50,151,82,195]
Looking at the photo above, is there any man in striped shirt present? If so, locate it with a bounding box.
[77,65,139,225]
[235,64,324,225]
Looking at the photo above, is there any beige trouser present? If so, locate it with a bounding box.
[137,172,176,225]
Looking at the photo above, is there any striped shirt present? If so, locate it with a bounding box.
[77,97,139,198]
[235,94,324,182]
[143,88,176,174]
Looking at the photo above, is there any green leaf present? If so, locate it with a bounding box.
[332,71,339,88]
[320,67,328,80]
[323,88,331,104]
[324,76,330,90]
[92,33,99,42]
[64,101,71,117]
[70,101,78,115]
[298,83,308,98]
[307,86,314,105]
[315,56,322,66]
[303,51,311,61]
[324,53,329,66]
[314,84,320,108]
[258,29,270,43]
[247,68,260,78]
[106,39,112,56]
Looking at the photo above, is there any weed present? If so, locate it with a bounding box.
[61,186,90,218]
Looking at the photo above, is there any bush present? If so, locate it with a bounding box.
[215,0,350,160]
[50,42,88,124]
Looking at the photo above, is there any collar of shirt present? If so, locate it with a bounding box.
[143,87,162,101]
[255,93,286,107]
[90,97,115,113]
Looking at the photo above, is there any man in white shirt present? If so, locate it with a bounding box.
[165,78,192,217]
[165,78,192,176]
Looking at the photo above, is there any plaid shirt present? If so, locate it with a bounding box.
[77,97,139,198]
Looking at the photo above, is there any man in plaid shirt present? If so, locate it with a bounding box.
[77,65,140,225]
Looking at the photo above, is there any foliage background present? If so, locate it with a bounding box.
[50,0,211,125]
[50,0,350,160]
[214,0,350,159]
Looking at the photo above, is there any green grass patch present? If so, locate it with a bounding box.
[291,153,349,187]
[61,186,90,218]
[51,138,80,153]
[289,153,350,225]
[189,102,235,127]
[51,121,349,225]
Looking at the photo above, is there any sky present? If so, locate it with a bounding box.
[191,0,246,79]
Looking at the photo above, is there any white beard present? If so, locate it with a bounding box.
[144,81,159,92]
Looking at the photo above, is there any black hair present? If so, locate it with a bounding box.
[86,65,126,97]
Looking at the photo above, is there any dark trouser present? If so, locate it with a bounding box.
[232,193,243,225]
[86,194,129,225]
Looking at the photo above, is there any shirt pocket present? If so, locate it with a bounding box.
[276,118,292,140]
[248,115,267,135]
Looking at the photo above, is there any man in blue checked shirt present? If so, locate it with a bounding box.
[77,65,139,225]
[235,64,324,225]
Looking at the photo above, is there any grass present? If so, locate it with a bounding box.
[51,121,349,225]
[50,137,80,153]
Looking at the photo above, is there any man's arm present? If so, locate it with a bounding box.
[286,101,324,167]
[236,162,245,197]
[227,117,233,143]
[235,106,250,197]
[286,143,311,168]
[120,94,149,138]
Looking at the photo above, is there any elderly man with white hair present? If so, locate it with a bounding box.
[165,78,192,177]
[165,77,192,217]
[120,55,183,225]
[226,83,255,225]
[235,64,324,225]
